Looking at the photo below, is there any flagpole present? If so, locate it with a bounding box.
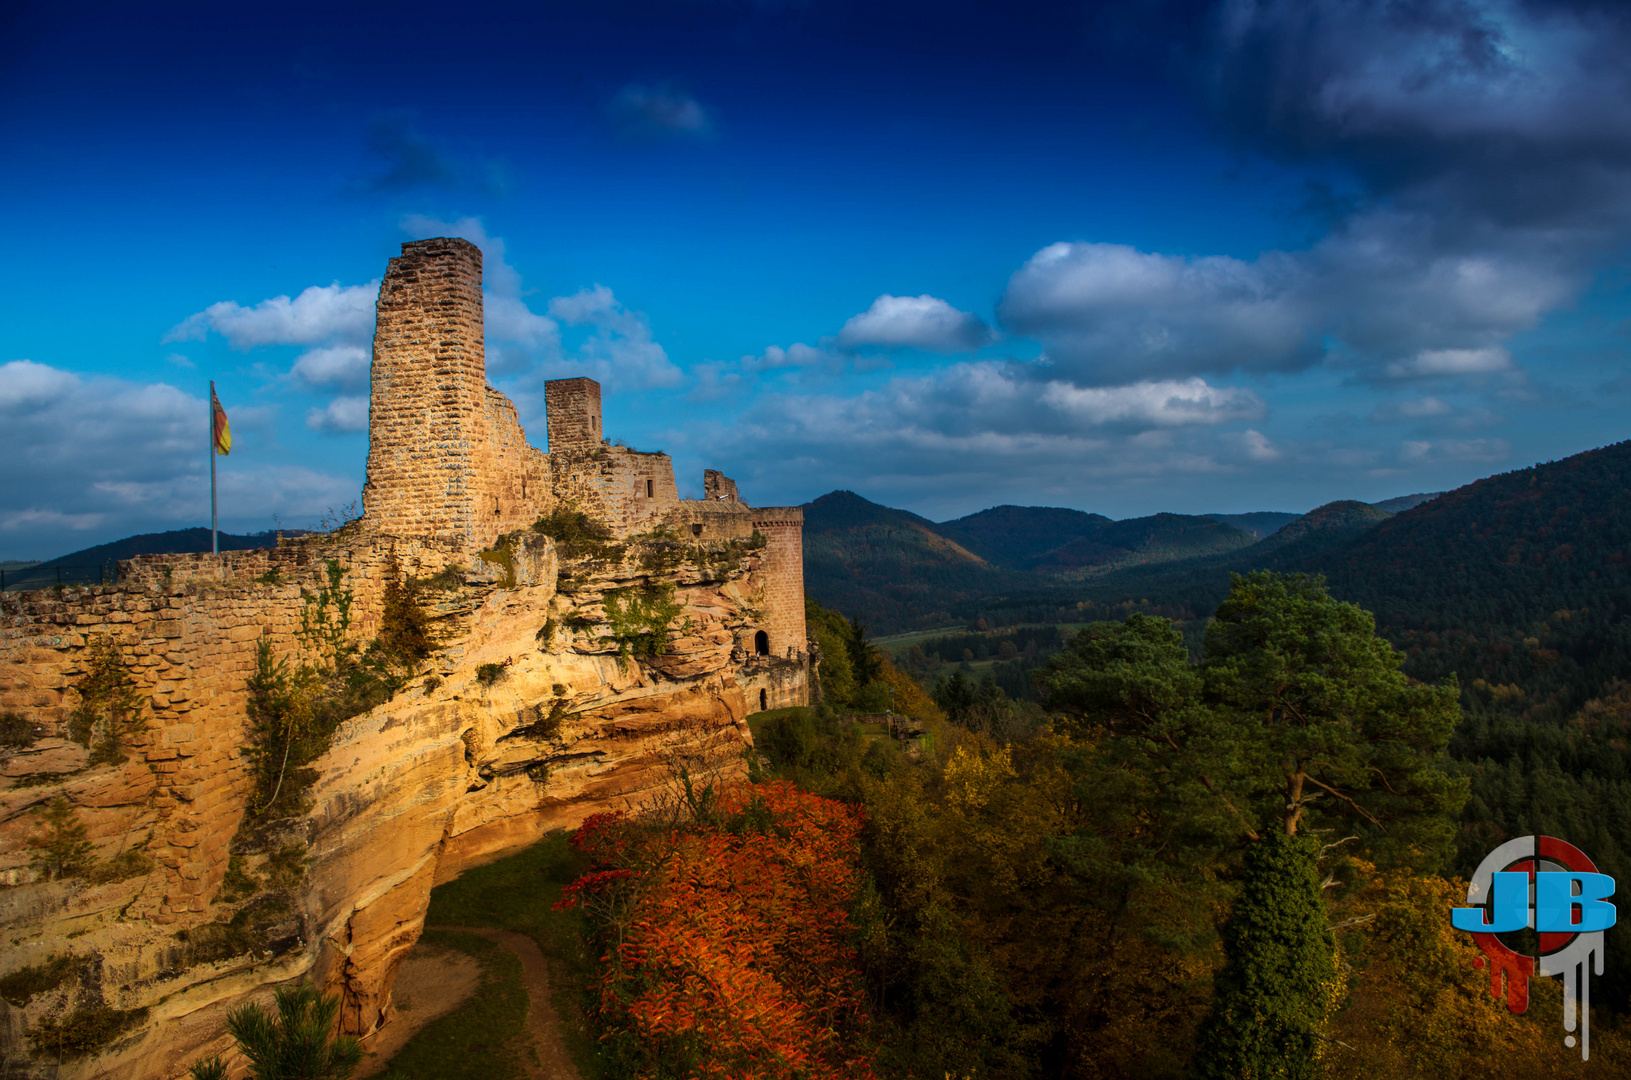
[210,380,218,556]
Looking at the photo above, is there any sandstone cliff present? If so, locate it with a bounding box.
[0,525,805,1078]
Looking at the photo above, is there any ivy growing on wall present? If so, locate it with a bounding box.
[602,583,686,667]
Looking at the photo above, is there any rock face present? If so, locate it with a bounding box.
[0,236,812,1078]
[0,528,805,1078]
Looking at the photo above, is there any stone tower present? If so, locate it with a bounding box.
[545,376,603,453]
[362,237,487,544]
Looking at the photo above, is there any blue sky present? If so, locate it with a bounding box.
[4,0,1631,559]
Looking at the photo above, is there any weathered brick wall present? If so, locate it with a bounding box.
[703,469,740,502]
[661,501,757,541]
[752,510,808,671]
[362,238,488,547]
[549,446,683,536]
[0,535,468,918]
[1,584,298,922]
[545,377,603,453]
[478,387,551,544]
[739,656,811,712]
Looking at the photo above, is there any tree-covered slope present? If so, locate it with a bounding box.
[1204,511,1301,537]
[932,505,1256,574]
[1314,442,1631,721]
[931,505,1111,568]
[802,491,1016,631]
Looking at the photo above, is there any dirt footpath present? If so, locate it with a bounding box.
[431,925,582,1080]
[357,940,484,1077]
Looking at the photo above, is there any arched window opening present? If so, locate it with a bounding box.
[759,688,768,711]
[754,630,770,656]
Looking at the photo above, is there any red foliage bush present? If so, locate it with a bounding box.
[558,781,876,1079]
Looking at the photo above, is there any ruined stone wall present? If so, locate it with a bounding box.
[738,656,811,713]
[545,376,603,453]
[477,387,551,546]
[752,510,808,665]
[362,238,487,548]
[1,583,292,925]
[0,537,470,922]
[549,446,682,536]
[703,469,739,503]
[661,501,757,542]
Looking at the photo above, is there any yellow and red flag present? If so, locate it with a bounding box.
[211,385,231,456]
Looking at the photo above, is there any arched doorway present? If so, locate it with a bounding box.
[754,630,770,656]
[759,688,768,711]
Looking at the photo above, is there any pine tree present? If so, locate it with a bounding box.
[219,981,362,1079]
[1194,830,1335,1080]
[28,796,96,879]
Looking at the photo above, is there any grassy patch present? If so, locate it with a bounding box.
[375,930,527,1080]
[423,833,605,1079]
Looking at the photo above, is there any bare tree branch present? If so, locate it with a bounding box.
[1303,774,1385,830]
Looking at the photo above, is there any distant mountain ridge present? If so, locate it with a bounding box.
[42,527,305,568]
[801,488,1441,632]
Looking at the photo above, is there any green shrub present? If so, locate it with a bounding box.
[0,710,37,752]
[67,637,146,767]
[477,536,518,588]
[176,894,291,967]
[378,563,438,664]
[27,1004,148,1059]
[427,565,463,590]
[85,846,155,885]
[0,953,78,1006]
[602,583,685,666]
[216,852,261,903]
[533,509,623,562]
[476,662,508,687]
[27,796,96,880]
[243,561,409,827]
[217,981,361,1079]
[265,843,309,890]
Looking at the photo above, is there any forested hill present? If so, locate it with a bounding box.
[801,491,1014,631]
[1314,441,1631,724]
[1066,440,1631,723]
[803,493,1269,630]
[3,528,300,590]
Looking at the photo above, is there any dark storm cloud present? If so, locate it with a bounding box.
[996,0,1631,386]
[1205,0,1631,222]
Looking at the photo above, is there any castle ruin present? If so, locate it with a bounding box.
[0,238,811,1077]
[361,236,807,664]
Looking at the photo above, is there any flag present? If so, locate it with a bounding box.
[212,387,231,456]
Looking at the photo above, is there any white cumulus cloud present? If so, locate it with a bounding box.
[546,285,683,390]
[0,359,79,412]
[291,345,371,390]
[1040,377,1265,428]
[1000,242,1318,384]
[837,294,995,352]
[1386,347,1513,379]
[306,396,370,434]
[164,282,378,349]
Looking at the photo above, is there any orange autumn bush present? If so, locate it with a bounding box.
[558,781,877,1080]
